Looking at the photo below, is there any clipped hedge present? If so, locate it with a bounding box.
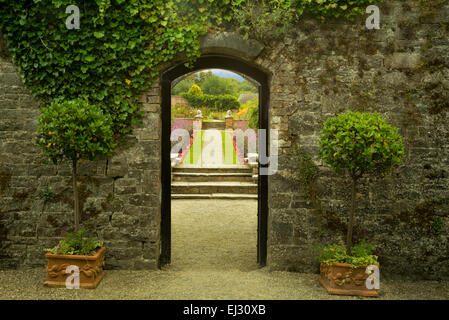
[181,92,240,111]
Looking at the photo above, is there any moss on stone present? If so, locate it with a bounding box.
[0,169,11,192]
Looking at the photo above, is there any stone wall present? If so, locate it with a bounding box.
[0,0,448,278]
[261,0,449,279]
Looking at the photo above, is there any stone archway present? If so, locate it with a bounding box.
[158,45,269,268]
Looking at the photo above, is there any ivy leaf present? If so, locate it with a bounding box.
[84,56,95,62]
[94,31,105,38]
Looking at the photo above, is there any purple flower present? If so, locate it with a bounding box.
[353,235,358,240]
[56,238,60,242]
[84,215,89,220]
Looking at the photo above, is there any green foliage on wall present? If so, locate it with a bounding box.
[0,0,208,142]
[232,0,385,39]
[294,147,319,199]
[0,0,381,144]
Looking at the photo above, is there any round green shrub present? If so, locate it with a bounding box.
[319,111,404,179]
[37,99,117,163]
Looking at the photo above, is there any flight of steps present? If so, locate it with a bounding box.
[171,165,258,199]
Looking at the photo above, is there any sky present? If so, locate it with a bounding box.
[207,69,244,81]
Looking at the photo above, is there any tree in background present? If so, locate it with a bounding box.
[172,72,257,97]
[195,71,213,86]
[172,78,195,96]
[246,99,259,129]
[201,75,240,97]
[238,80,258,94]
[172,71,213,96]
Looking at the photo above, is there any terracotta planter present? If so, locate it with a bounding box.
[43,247,106,289]
[319,262,379,297]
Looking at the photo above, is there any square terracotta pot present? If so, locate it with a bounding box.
[43,247,106,289]
[319,262,379,297]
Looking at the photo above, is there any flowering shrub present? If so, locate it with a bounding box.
[172,105,197,119]
[235,107,248,119]
[187,84,203,96]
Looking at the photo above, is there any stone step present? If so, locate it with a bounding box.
[172,172,253,182]
[171,181,258,194]
[171,193,258,200]
[173,165,252,174]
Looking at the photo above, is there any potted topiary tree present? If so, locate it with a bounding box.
[37,98,117,289]
[316,111,404,297]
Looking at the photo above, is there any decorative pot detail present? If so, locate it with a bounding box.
[319,262,379,297]
[43,247,106,289]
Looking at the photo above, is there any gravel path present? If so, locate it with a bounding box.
[0,199,448,300]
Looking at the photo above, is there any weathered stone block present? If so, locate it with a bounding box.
[385,53,421,69]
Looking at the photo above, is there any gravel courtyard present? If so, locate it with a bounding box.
[0,200,447,300]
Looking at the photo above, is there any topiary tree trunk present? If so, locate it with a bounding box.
[346,176,358,253]
[72,159,80,231]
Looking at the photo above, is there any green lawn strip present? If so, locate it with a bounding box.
[222,130,238,165]
[184,130,203,165]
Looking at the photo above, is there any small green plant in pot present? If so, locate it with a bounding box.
[45,223,103,256]
[37,98,116,289]
[317,111,404,296]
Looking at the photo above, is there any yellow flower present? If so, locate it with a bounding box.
[237,107,248,117]
[330,248,334,251]
[125,79,131,85]
[48,131,52,135]
[46,142,51,148]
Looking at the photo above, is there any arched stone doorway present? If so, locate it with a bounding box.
[159,54,270,268]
